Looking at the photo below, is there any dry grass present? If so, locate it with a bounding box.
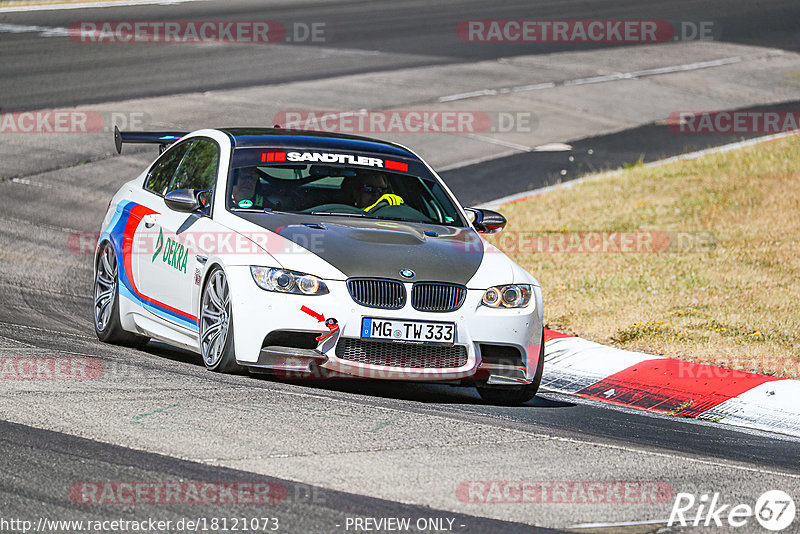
[489,135,800,377]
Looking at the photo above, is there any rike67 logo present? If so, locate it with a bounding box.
[669,490,796,531]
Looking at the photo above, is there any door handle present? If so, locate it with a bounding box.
[143,214,158,228]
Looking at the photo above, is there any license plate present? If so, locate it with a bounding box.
[361,317,456,345]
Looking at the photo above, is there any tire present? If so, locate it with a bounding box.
[93,241,150,348]
[199,267,242,373]
[476,332,545,406]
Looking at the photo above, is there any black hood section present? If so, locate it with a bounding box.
[236,213,484,284]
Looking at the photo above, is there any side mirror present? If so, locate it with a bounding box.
[466,208,507,234]
[165,189,205,213]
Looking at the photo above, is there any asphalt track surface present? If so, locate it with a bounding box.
[0,420,558,534]
[2,1,800,533]
[0,0,798,110]
[443,99,800,205]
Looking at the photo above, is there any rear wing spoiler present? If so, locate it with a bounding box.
[114,125,188,154]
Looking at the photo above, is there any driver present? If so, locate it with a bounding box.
[355,172,404,212]
[230,168,264,208]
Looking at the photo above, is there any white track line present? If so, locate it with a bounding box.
[478,129,800,209]
[439,50,784,102]
[437,150,520,172]
[0,319,95,340]
[461,133,535,153]
[570,519,671,529]
[0,0,207,12]
[0,22,69,36]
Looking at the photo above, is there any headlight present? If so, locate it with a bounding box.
[482,284,532,308]
[250,267,329,295]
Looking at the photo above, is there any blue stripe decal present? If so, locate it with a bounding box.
[101,199,199,332]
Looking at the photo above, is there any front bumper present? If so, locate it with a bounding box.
[225,266,543,382]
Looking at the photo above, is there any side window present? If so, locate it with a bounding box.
[144,141,193,196]
[168,138,220,193]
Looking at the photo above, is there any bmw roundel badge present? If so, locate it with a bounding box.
[400,269,415,279]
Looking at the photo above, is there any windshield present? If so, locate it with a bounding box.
[226,148,466,226]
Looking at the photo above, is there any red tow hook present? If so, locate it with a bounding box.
[316,318,339,341]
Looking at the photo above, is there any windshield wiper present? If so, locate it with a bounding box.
[309,211,366,217]
[231,207,292,215]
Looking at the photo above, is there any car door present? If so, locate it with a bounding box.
[127,139,195,329]
[134,138,220,332]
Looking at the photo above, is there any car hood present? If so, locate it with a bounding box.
[235,212,486,285]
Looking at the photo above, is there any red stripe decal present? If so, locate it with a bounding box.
[577,358,781,416]
[384,160,408,172]
[123,204,198,323]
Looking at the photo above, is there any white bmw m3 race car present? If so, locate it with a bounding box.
[94,127,544,404]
